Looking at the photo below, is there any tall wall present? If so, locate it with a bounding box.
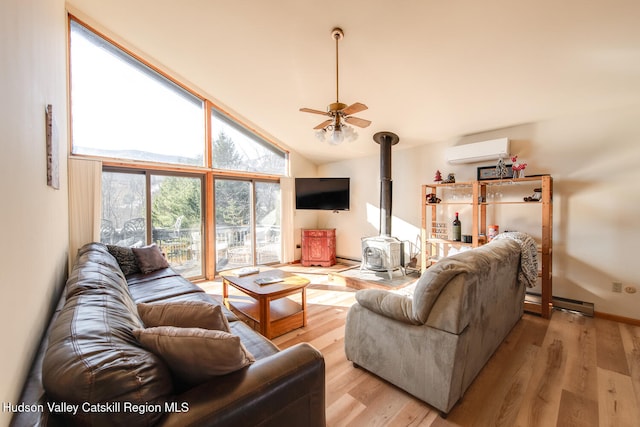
[289,150,319,260]
[0,0,69,423]
[319,105,640,320]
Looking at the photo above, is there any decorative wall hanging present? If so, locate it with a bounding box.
[46,104,59,189]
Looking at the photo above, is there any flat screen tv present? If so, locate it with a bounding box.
[295,177,350,211]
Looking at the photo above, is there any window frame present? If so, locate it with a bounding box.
[67,14,289,176]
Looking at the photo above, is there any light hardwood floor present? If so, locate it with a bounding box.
[201,274,640,427]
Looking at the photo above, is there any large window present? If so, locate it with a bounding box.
[211,110,286,175]
[69,19,287,174]
[70,20,205,166]
[101,170,204,278]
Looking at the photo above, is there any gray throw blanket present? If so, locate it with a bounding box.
[491,231,538,287]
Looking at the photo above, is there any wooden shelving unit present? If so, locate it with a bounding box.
[421,176,553,318]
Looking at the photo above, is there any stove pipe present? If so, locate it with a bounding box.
[373,131,400,236]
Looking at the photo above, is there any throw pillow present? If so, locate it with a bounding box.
[133,327,255,385]
[106,244,141,276]
[132,244,169,274]
[138,301,231,332]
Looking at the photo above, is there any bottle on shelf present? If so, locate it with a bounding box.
[452,212,461,241]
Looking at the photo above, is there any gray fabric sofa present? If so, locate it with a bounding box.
[344,239,526,414]
[12,242,325,426]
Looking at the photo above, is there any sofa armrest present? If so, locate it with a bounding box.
[355,289,419,325]
[159,342,325,427]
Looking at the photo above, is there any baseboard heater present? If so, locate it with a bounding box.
[337,256,360,264]
[526,292,594,317]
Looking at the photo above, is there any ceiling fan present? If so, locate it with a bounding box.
[300,27,371,144]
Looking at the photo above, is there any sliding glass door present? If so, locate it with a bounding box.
[150,175,203,278]
[214,179,280,271]
[255,181,281,265]
[101,169,204,278]
[101,170,278,276]
[215,179,251,271]
[101,171,147,247]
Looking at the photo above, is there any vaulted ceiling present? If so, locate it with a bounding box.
[67,0,640,164]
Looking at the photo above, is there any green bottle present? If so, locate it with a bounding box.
[452,212,461,241]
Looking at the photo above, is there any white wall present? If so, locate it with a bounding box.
[289,150,319,260]
[319,106,640,320]
[0,0,69,422]
[317,143,447,261]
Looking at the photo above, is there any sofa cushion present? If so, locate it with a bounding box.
[354,289,417,325]
[126,268,206,302]
[138,301,231,331]
[229,320,280,360]
[133,326,255,385]
[423,273,472,334]
[354,259,473,328]
[106,244,141,276]
[127,269,239,321]
[132,244,169,274]
[66,243,133,300]
[411,260,471,324]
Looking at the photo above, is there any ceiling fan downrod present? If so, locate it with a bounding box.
[331,28,346,111]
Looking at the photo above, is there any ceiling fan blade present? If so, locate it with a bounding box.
[300,107,329,116]
[345,116,372,128]
[314,119,333,130]
[341,102,368,116]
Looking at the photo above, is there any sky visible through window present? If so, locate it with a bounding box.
[70,21,205,164]
[211,110,285,166]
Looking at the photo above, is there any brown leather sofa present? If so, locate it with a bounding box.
[11,243,325,426]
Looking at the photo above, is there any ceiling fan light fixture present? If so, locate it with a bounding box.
[300,27,370,145]
[315,123,358,145]
[343,124,358,141]
[330,128,344,145]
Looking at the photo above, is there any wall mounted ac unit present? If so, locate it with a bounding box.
[445,138,510,164]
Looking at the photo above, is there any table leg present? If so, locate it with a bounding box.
[222,279,230,310]
[259,296,271,338]
[301,288,307,327]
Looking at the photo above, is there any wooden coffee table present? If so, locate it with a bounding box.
[220,268,310,339]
